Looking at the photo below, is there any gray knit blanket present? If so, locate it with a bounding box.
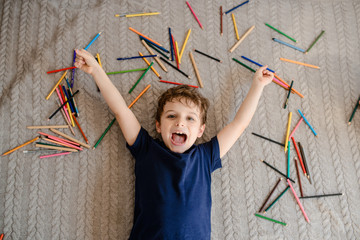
[1,0,360,239]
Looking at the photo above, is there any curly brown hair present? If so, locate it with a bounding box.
[155,85,210,124]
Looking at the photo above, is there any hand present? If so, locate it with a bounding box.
[253,65,274,88]
[74,49,100,75]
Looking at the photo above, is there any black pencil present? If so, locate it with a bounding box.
[159,56,191,79]
[260,160,295,183]
[298,142,312,184]
[194,49,222,62]
[258,178,282,213]
[252,132,285,147]
[48,90,79,120]
[300,193,343,199]
[294,157,304,197]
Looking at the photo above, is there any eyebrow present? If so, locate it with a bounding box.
[164,110,200,118]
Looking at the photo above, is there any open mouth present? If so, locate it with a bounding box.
[171,132,187,145]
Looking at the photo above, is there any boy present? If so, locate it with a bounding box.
[74,49,274,239]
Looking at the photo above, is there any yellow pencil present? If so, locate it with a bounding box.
[231,13,239,40]
[179,29,192,63]
[175,41,180,64]
[46,70,68,100]
[96,53,103,68]
[115,12,160,18]
[2,136,40,156]
[284,112,292,152]
[138,51,161,79]
[62,93,75,127]
[280,57,320,69]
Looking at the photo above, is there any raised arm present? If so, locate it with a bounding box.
[74,49,141,145]
[217,66,274,158]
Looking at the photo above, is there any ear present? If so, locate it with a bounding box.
[197,124,206,138]
[156,121,161,133]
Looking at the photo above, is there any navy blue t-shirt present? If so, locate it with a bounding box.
[126,127,222,240]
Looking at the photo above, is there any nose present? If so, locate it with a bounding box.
[176,119,185,127]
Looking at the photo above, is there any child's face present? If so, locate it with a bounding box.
[156,99,205,153]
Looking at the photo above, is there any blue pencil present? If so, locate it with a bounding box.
[241,56,275,73]
[225,0,249,14]
[298,109,317,137]
[169,28,174,61]
[84,32,102,50]
[272,38,305,53]
[62,85,75,114]
[71,50,76,88]
[287,141,291,178]
[116,55,157,60]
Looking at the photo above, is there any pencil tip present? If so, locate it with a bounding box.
[92,147,96,150]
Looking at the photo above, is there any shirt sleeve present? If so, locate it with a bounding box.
[126,127,150,160]
[210,136,222,172]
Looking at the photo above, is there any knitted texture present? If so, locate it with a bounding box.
[1,0,360,239]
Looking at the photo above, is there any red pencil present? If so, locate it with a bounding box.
[291,137,306,175]
[186,1,203,29]
[172,35,179,69]
[159,80,198,88]
[72,113,89,144]
[47,66,76,74]
[220,6,223,36]
[0,233,4,240]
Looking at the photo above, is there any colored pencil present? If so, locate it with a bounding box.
[254,213,287,226]
[287,141,291,178]
[141,40,168,72]
[106,68,147,75]
[274,74,304,98]
[289,117,304,139]
[179,29,191,63]
[284,112,292,152]
[284,80,294,109]
[60,85,74,127]
[272,38,305,52]
[298,142,312,184]
[175,40,180,68]
[72,113,89,144]
[294,157,304,197]
[265,23,297,42]
[24,149,59,153]
[258,178,282,213]
[115,12,160,18]
[27,125,68,129]
[40,151,72,159]
[300,193,343,199]
[348,95,360,125]
[49,90,79,121]
[71,50,76,88]
[84,32,102,50]
[63,85,75,116]
[298,109,317,136]
[305,30,325,54]
[229,25,255,53]
[220,6,223,36]
[225,0,249,15]
[189,52,203,88]
[233,58,256,72]
[280,57,320,69]
[129,27,162,46]
[159,80,198,89]
[240,56,274,72]
[264,186,290,213]
[0,233,4,240]
[172,36,179,68]
[65,78,79,117]
[251,132,285,147]
[260,160,295,183]
[231,13,240,40]
[93,85,151,149]
[140,36,170,53]
[42,137,82,151]
[169,28,174,61]
[57,100,75,135]
[292,137,306,175]
[287,179,310,223]
[50,128,90,149]
[195,49,222,62]
[35,143,77,152]
[139,51,161,79]
[128,62,153,94]
[116,55,157,61]
[38,131,82,148]
[47,66,76,74]
[160,56,191,79]
[186,1,203,29]
[46,70,68,100]
[145,40,170,59]
[2,136,40,156]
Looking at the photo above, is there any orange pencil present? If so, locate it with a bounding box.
[72,113,89,144]
[274,74,304,98]
[2,136,40,156]
[138,51,161,79]
[128,84,151,109]
[129,27,162,46]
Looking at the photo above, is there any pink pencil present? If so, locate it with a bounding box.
[289,117,304,139]
[287,179,310,223]
[56,88,71,123]
[40,151,72,159]
[38,131,81,148]
[272,77,288,89]
[186,1,203,29]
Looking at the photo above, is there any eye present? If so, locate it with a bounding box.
[167,114,175,119]
[187,116,195,121]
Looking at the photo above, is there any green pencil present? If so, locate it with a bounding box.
[305,30,325,54]
[265,23,297,42]
[264,186,290,213]
[128,62,153,93]
[106,68,147,75]
[348,95,360,125]
[232,58,256,72]
[93,118,116,149]
[255,213,287,226]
